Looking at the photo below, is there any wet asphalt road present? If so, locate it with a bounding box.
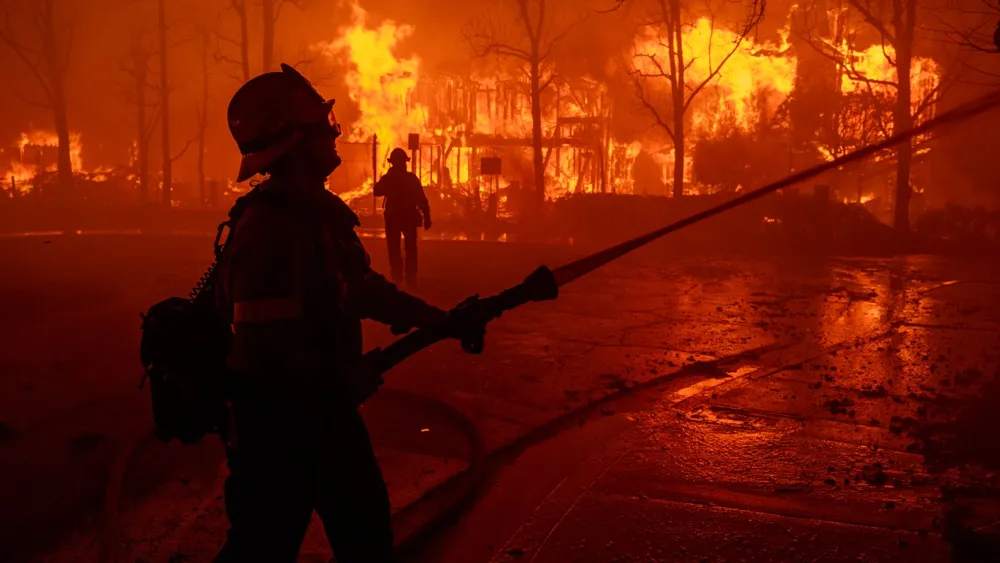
[410,256,1000,563]
[2,234,1000,561]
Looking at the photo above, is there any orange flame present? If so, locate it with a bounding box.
[18,130,84,171]
[313,0,434,205]
[632,20,796,137]
[2,130,84,194]
[630,19,796,188]
[314,2,941,212]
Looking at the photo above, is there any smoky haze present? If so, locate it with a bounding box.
[0,0,542,186]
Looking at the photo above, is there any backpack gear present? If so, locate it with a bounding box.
[139,190,263,444]
[140,185,372,444]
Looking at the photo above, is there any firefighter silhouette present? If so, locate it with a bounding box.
[217,63,476,563]
[374,148,431,289]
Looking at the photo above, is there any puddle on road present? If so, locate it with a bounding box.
[669,364,761,402]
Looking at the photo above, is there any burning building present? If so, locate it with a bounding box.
[311,0,941,223]
[0,131,83,197]
[0,0,945,224]
[314,1,634,220]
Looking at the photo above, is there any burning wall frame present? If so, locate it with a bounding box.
[332,70,627,218]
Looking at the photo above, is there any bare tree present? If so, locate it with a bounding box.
[216,0,305,82]
[0,0,75,196]
[122,28,160,203]
[196,26,210,207]
[628,0,764,197]
[799,0,947,232]
[922,0,1000,93]
[216,0,251,82]
[466,0,587,215]
[154,0,199,206]
[932,0,1000,54]
[157,0,175,206]
[261,0,305,72]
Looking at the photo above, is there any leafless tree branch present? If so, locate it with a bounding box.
[846,0,896,43]
[213,51,244,67]
[273,0,306,23]
[0,4,55,103]
[539,70,558,91]
[13,87,53,109]
[683,22,752,112]
[794,24,899,89]
[170,130,200,163]
[215,31,242,48]
[635,82,675,141]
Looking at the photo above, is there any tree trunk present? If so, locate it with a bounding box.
[51,83,73,198]
[41,3,72,197]
[670,0,685,198]
[235,0,250,81]
[262,0,275,73]
[530,53,545,219]
[134,58,150,203]
[672,112,684,197]
[198,33,209,208]
[158,0,172,207]
[197,128,205,207]
[893,77,912,232]
[892,0,915,233]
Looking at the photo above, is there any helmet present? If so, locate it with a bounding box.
[227,64,340,182]
[388,148,410,165]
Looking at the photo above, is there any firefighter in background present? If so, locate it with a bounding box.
[374,148,431,289]
[219,63,482,562]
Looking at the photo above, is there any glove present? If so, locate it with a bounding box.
[446,296,489,354]
[423,217,432,230]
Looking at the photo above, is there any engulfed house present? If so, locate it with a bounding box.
[0,144,59,197]
[333,68,635,219]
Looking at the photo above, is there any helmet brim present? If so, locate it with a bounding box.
[236,131,302,183]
